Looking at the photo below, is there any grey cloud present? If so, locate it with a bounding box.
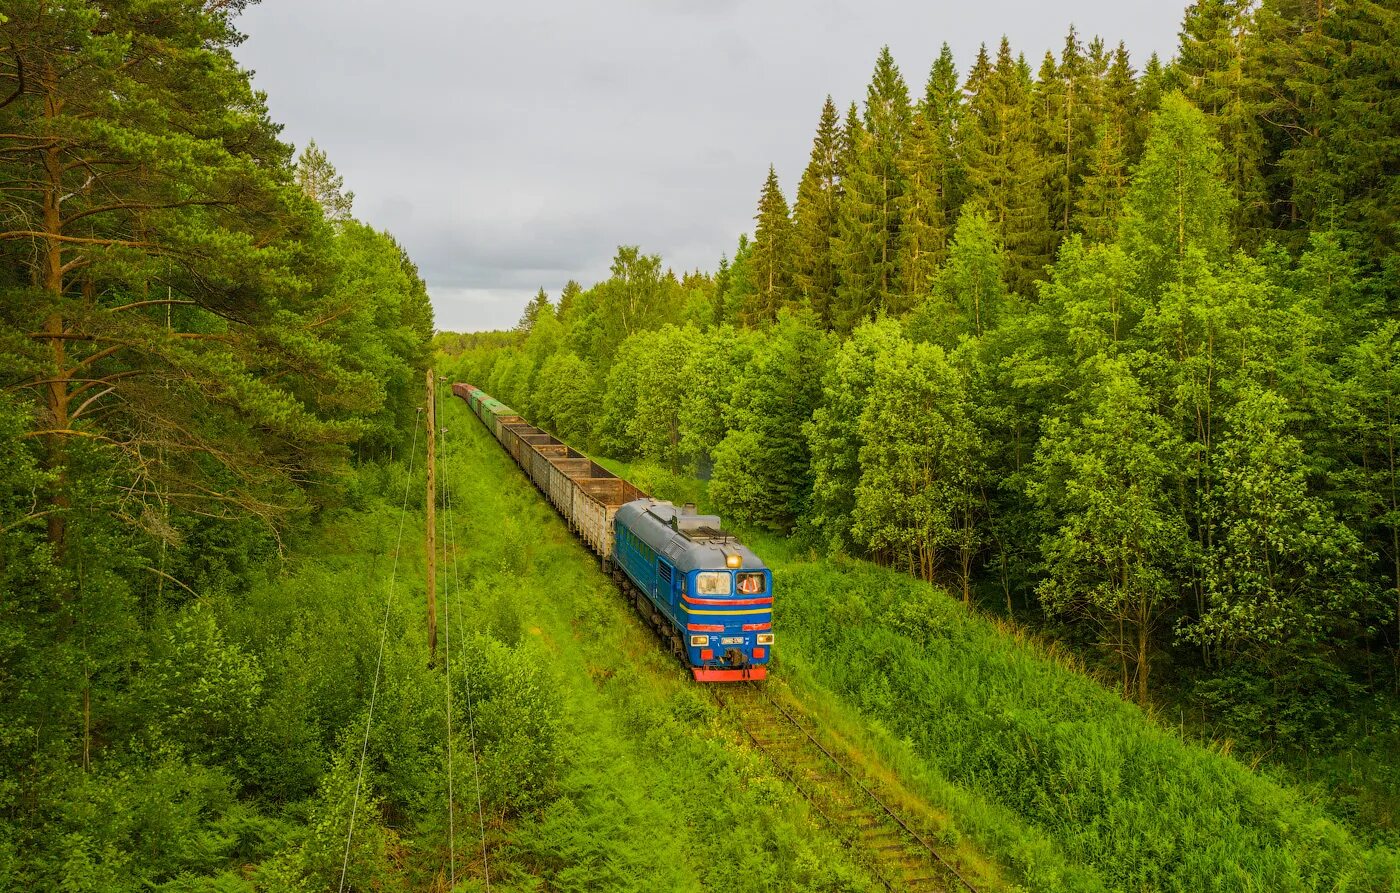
[236,0,1189,331]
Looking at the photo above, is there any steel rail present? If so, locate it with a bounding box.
[708,684,900,893]
[729,680,980,893]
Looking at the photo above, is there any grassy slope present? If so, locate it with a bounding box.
[438,395,885,892]
[598,459,1400,893]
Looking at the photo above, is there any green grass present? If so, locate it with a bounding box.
[593,458,1400,892]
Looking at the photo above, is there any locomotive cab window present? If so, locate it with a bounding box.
[736,572,767,595]
[695,572,732,596]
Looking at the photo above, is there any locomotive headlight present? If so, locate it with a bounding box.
[725,554,742,568]
[690,635,709,647]
[756,633,774,645]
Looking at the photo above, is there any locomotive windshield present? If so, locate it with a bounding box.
[737,572,767,595]
[695,571,732,595]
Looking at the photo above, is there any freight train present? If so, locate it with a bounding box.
[452,382,771,681]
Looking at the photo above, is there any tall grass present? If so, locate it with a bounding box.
[779,561,1400,892]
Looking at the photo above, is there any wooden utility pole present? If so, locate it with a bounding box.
[425,366,438,664]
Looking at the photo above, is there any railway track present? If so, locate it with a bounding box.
[711,681,978,893]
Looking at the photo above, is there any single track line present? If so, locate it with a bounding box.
[711,681,979,893]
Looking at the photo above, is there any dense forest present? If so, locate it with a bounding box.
[447,0,1400,773]
[0,2,445,888]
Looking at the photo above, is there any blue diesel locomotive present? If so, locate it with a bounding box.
[612,500,771,682]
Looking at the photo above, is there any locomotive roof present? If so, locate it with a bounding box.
[615,499,768,574]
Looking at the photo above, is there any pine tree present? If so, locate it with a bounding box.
[964,37,1052,296]
[0,0,366,555]
[747,166,795,324]
[296,139,355,222]
[791,97,843,328]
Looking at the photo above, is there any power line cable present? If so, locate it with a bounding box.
[437,383,457,890]
[338,408,422,893]
[442,394,491,890]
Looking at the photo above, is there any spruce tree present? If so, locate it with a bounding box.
[965,43,994,104]
[557,279,583,322]
[964,37,1052,296]
[1073,122,1131,243]
[1246,0,1326,237]
[747,165,795,324]
[1177,0,1269,239]
[829,102,869,331]
[1035,28,1104,244]
[517,288,554,334]
[923,44,968,216]
[1270,0,1400,264]
[791,97,843,328]
[833,49,912,332]
[1104,43,1140,158]
[894,113,951,306]
[1133,53,1170,165]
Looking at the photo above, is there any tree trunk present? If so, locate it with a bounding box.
[1137,597,1150,707]
[41,72,69,558]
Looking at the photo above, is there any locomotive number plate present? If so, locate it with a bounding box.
[721,636,743,645]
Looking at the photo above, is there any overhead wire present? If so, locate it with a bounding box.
[441,389,492,890]
[436,382,457,890]
[337,407,422,893]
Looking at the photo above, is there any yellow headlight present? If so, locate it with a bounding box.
[725,554,742,568]
[756,633,774,645]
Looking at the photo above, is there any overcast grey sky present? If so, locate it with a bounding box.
[234,1,1190,333]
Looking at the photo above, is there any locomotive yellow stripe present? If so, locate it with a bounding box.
[682,607,772,616]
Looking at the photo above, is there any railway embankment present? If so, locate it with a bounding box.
[601,458,1400,893]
